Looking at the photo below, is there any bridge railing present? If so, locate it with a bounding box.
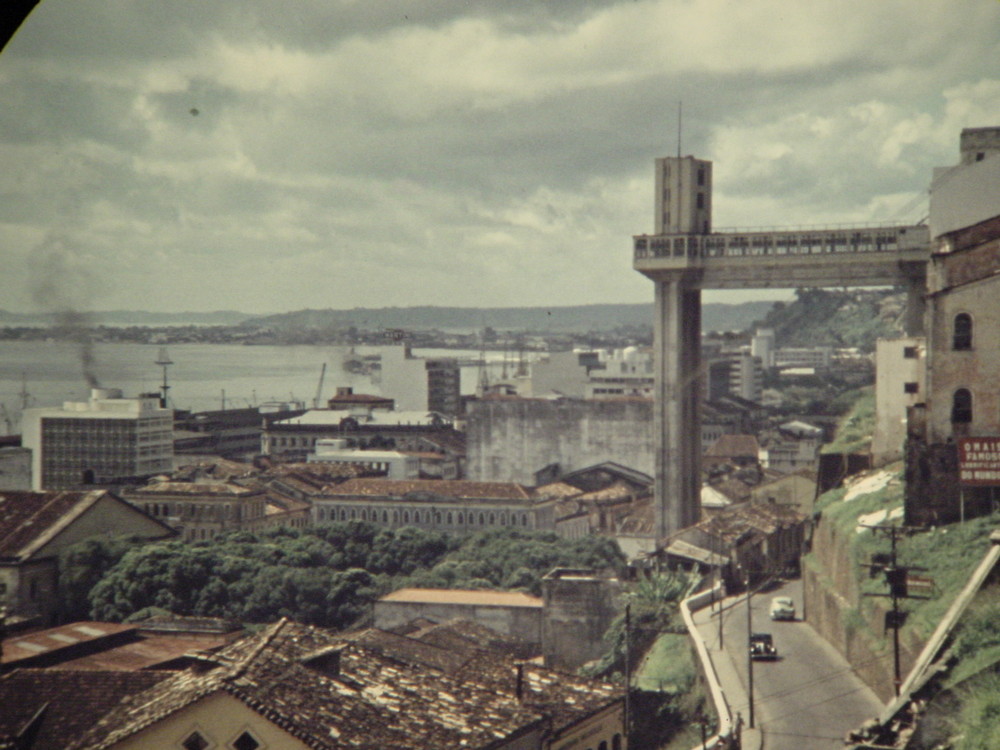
[634,224,929,262]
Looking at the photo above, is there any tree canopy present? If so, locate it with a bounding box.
[67,523,627,629]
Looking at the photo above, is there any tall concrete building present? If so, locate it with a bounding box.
[751,328,776,369]
[637,155,711,541]
[380,345,461,416]
[22,388,173,491]
[872,337,925,466]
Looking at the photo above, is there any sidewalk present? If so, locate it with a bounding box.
[691,596,763,750]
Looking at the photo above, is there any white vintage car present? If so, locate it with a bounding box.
[769,596,796,621]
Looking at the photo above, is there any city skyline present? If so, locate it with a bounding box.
[1,0,998,315]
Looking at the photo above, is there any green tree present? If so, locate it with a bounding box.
[58,536,139,622]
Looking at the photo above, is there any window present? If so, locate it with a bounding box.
[952,388,973,423]
[903,346,918,359]
[696,192,704,209]
[904,382,919,394]
[953,313,973,350]
[182,732,210,750]
[697,167,705,185]
[232,731,261,750]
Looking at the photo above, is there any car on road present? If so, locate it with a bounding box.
[749,632,778,660]
[769,596,796,621]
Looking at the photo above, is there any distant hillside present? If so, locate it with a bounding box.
[0,309,251,326]
[756,288,906,351]
[241,301,778,334]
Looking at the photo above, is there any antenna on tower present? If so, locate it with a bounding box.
[155,347,173,408]
[677,101,682,158]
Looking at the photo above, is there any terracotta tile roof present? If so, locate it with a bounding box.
[48,633,233,671]
[320,477,534,501]
[0,669,169,750]
[576,479,644,503]
[3,618,242,671]
[345,628,471,673]
[70,618,549,750]
[0,490,108,559]
[2,622,135,667]
[381,588,543,608]
[450,652,620,734]
[708,477,754,503]
[705,434,761,459]
[533,481,583,499]
[349,621,615,735]
[409,620,538,661]
[128,481,258,497]
[696,500,805,542]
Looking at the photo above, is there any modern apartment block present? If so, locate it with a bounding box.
[380,345,461,416]
[22,388,173,491]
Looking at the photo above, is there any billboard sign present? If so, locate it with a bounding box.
[959,437,1000,486]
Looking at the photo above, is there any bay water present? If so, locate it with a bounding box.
[0,341,522,434]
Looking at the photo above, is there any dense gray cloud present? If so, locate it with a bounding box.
[1,0,999,313]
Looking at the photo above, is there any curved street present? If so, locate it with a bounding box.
[693,578,883,749]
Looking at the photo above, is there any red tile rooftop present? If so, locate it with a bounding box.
[381,588,543,608]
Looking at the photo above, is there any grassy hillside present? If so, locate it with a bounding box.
[821,387,875,453]
[756,288,905,352]
[812,468,1000,748]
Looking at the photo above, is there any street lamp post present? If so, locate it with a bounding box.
[744,570,755,729]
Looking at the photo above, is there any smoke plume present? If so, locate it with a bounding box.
[29,234,101,389]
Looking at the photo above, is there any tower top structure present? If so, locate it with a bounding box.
[653,156,712,235]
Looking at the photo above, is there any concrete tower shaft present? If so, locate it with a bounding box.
[635,154,932,541]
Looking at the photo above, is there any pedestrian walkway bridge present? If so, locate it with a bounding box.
[634,223,930,288]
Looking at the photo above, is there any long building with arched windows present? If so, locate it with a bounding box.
[311,477,559,532]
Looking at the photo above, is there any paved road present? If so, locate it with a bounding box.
[696,578,883,750]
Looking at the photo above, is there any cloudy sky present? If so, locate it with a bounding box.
[2,0,999,315]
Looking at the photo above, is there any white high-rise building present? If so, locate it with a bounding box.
[22,388,173,490]
[751,328,776,369]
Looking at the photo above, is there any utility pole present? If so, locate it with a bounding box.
[715,536,724,649]
[862,523,931,696]
[744,569,755,729]
[624,603,631,742]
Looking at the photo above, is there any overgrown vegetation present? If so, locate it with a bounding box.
[577,571,705,750]
[951,672,1000,750]
[754,287,904,352]
[584,571,697,680]
[811,467,1000,746]
[821,386,875,453]
[61,523,627,628]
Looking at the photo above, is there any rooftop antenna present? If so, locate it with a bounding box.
[477,326,490,397]
[677,100,682,158]
[18,372,31,411]
[155,347,173,408]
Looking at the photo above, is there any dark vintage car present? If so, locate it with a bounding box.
[749,632,778,660]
